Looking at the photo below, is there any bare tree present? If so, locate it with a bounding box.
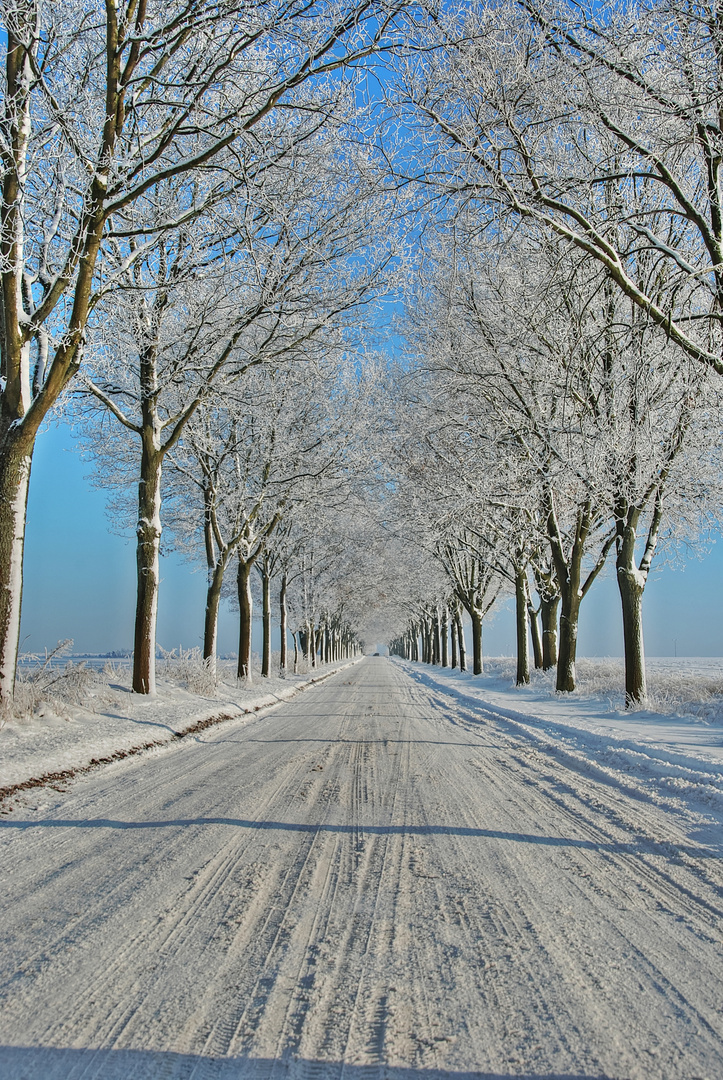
[0,0,410,704]
[398,0,723,372]
[76,119,393,693]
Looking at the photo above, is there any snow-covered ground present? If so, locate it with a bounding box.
[1,657,722,1079]
[395,656,723,849]
[397,656,723,761]
[0,657,360,798]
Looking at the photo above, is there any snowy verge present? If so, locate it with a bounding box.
[0,659,360,805]
[393,657,723,840]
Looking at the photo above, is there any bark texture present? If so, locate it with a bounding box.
[279,574,288,673]
[556,593,581,694]
[203,561,226,677]
[470,609,483,676]
[237,559,254,681]
[456,612,466,672]
[261,564,271,678]
[0,436,33,703]
[541,595,560,670]
[515,567,531,686]
[529,597,543,670]
[617,564,646,706]
[133,444,163,695]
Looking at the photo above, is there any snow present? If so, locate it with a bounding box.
[394,655,723,764]
[0,658,360,799]
[0,657,721,1078]
[393,655,723,842]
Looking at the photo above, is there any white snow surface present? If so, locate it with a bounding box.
[395,657,723,824]
[0,657,722,1079]
[0,659,359,793]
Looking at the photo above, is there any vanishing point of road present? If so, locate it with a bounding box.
[1,657,722,1079]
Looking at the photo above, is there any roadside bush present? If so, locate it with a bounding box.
[157,646,217,696]
[13,640,96,719]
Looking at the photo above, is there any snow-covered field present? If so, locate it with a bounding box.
[0,656,360,798]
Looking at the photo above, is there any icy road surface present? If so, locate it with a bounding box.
[1,658,722,1080]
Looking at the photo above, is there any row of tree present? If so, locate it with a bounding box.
[5,0,723,708]
[0,0,417,703]
[381,0,723,705]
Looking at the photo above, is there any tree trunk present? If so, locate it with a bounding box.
[456,612,467,672]
[293,631,299,674]
[133,443,163,695]
[441,606,449,667]
[617,565,646,706]
[470,608,483,675]
[529,596,543,670]
[433,608,441,665]
[279,573,288,673]
[450,614,458,669]
[237,557,253,682]
[261,564,271,678]
[556,591,581,693]
[203,558,227,677]
[541,595,560,670]
[515,568,531,686]
[0,434,33,704]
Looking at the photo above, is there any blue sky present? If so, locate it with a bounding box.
[21,423,241,658]
[20,421,723,658]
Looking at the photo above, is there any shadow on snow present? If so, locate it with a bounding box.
[0,1046,609,1080]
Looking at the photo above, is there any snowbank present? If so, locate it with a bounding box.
[393,657,723,832]
[0,658,359,802]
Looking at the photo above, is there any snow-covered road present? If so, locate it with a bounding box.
[1,657,722,1079]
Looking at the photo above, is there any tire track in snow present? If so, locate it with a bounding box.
[405,676,723,1076]
[1,659,722,1080]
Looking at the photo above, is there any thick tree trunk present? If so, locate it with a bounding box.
[279,573,288,673]
[541,595,560,670]
[450,614,458,669]
[237,558,253,682]
[470,609,483,675]
[203,558,227,677]
[133,444,163,695]
[617,565,646,706]
[515,568,530,686]
[293,631,299,674]
[456,612,467,672]
[441,606,449,667]
[556,592,581,693]
[261,565,271,678]
[0,435,33,705]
